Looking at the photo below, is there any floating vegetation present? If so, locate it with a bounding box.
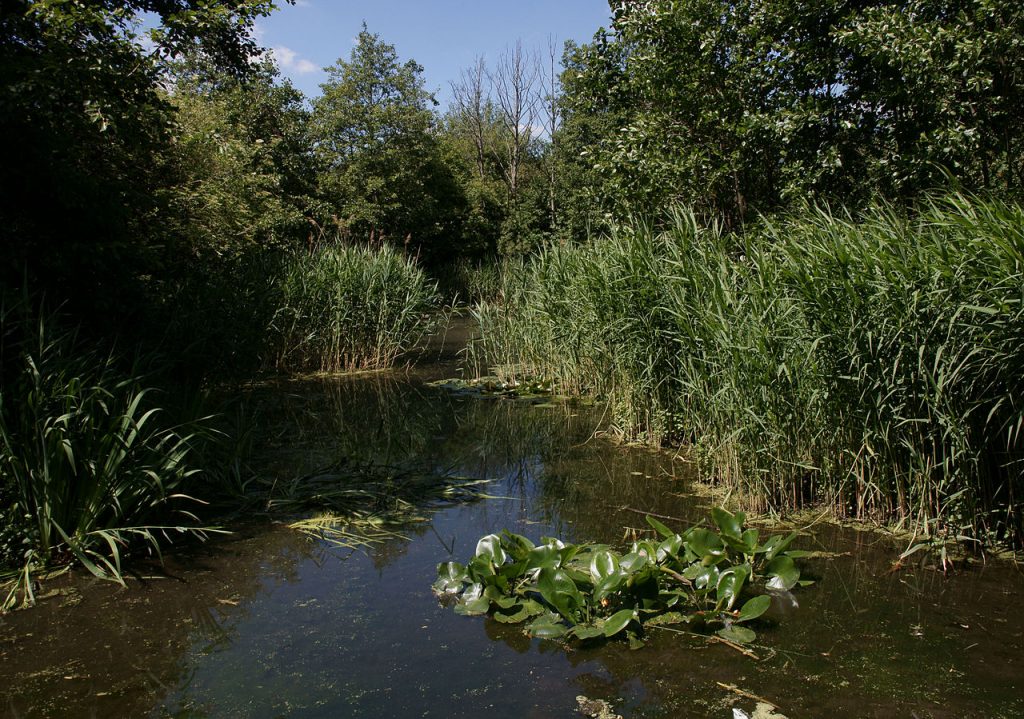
[255,461,496,550]
[426,376,561,401]
[434,508,810,647]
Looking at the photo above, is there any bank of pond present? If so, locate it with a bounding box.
[1,195,1023,716]
[1,371,1021,717]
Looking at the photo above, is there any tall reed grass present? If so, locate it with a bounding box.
[0,302,211,602]
[271,244,441,373]
[470,196,1024,545]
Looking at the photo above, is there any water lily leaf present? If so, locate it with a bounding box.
[619,551,648,573]
[712,507,745,539]
[475,534,507,566]
[590,550,620,581]
[716,565,750,610]
[764,531,798,561]
[493,600,543,624]
[737,594,771,622]
[469,553,496,578]
[645,611,685,627]
[461,582,483,602]
[593,571,627,602]
[717,624,756,644]
[766,555,799,590]
[645,515,676,539]
[433,561,466,594]
[500,531,535,560]
[526,613,567,639]
[656,534,683,561]
[526,544,562,571]
[538,568,582,620]
[454,595,491,616]
[571,623,606,640]
[688,563,720,591]
[483,585,517,609]
[603,609,636,637]
[685,528,726,563]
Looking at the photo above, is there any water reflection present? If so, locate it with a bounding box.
[1,369,1022,718]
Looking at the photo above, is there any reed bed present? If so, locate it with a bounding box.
[470,196,1024,546]
[271,244,441,373]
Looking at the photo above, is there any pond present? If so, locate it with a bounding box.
[1,322,1022,718]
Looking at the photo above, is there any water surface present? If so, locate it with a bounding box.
[1,329,1022,718]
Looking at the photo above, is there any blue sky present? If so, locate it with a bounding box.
[256,1,612,108]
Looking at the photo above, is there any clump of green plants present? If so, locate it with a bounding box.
[0,304,216,609]
[470,195,1024,547]
[271,243,441,373]
[434,509,807,647]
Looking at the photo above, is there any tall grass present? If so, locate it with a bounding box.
[271,244,441,373]
[0,302,212,602]
[470,196,1024,545]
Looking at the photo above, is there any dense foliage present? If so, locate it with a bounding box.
[557,0,1024,231]
[4,0,1024,588]
[470,197,1024,546]
[435,510,806,646]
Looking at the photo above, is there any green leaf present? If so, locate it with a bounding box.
[493,600,543,624]
[619,551,650,573]
[526,544,562,571]
[645,515,676,539]
[589,550,620,581]
[737,594,771,622]
[571,624,606,640]
[717,624,756,644]
[475,534,507,566]
[764,532,798,561]
[715,565,750,610]
[593,571,627,602]
[454,595,491,616]
[537,567,581,620]
[711,507,744,538]
[526,613,567,639]
[645,611,694,627]
[432,561,466,593]
[766,555,800,590]
[603,608,636,637]
[684,528,726,564]
[656,534,683,561]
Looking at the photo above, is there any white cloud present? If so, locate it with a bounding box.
[271,45,318,74]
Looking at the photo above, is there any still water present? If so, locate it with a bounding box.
[1,329,1022,718]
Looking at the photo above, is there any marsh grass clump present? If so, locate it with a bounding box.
[0,303,213,607]
[470,196,1024,546]
[271,243,441,373]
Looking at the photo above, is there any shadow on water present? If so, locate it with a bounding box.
[1,321,1023,718]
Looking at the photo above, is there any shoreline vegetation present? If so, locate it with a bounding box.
[468,196,1024,549]
[3,0,1024,607]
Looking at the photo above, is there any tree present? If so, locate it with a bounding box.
[165,55,323,259]
[560,0,1024,227]
[312,26,462,261]
[0,0,286,324]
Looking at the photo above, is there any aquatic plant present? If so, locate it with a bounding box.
[434,509,807,646]
[0,303,214,608]
[270,243,441,373]
[469,195,1024,546]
